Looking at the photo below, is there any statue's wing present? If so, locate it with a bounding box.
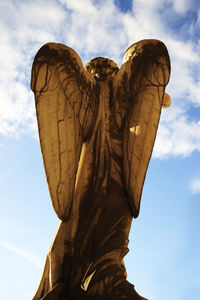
[113,40,171,218]
[31,43,97,221]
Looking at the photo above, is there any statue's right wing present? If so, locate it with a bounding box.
[113,40,171,218]
[31,43,98,221]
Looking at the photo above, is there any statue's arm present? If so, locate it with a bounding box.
[31,43,98,220]
[113,39,171,218]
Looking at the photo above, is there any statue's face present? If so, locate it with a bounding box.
[85,57,119,81]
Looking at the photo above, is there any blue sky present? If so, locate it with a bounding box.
[0,0,200,299]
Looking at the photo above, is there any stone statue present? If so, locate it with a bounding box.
[31,39,171,300]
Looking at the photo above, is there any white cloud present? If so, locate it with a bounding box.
[60,0,127,63]
[165,37,200,106]
[0,240,43,268]
[0,0,66,137]
[168,0,196,14]
[0,81,36,137]
[190,178,200,194]
[0,0,200,159]
[18,0,66,26]
[154,115,200,158]
[64,0,96,13]
[153,101,200,158]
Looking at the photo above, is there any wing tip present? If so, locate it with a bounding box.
[123,39,171,85]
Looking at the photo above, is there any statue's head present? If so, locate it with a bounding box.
[85,57,119,81]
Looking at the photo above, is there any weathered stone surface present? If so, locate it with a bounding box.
[31,39,171,300]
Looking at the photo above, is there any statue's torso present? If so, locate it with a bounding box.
[75,80,124,201]
[68,80,132,292]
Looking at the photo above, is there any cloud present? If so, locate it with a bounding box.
[190,178,200,194]
[0,0,66,137]
[154,108,200,158]
[168,0,196,14]
[0,240,43,269]
[0,0,200,159]
[60,0,128,63]
[0,82,36,137]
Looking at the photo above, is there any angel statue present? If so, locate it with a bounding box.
[31,39,171,300]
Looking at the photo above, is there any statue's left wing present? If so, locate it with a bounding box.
[113,40,171,218]
[31,43,97,221]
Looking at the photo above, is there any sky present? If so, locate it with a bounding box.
[0,0,200,299]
